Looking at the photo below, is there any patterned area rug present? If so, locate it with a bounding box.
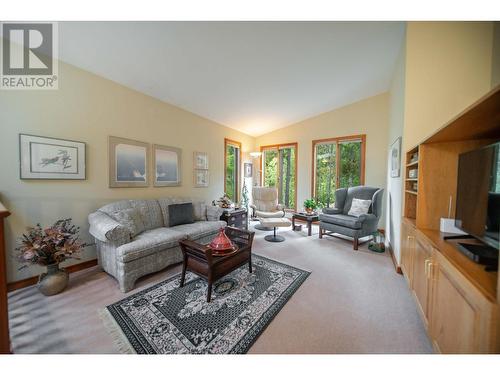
[101,255,310,354]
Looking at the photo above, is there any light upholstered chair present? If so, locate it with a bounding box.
[319,186,384,250]
[250,187,285,230]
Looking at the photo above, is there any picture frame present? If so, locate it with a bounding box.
[153,144,182,187]
[390,137,402,178]
[193,151,209,170]
[244,162,253,178]
[19,134,86,180]
[108,136,150,188]
[194,169,209,188]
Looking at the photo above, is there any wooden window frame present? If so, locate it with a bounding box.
[224,138,242,202]
[311,134,366,200]
[260,142,298,210]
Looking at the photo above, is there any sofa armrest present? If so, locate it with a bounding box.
[206,205,223,221]
[88,211,131,245]
[322,207,342,215]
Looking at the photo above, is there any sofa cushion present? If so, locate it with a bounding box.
[170,220,226,240]
[108,207,146,238]
[319,213,364,229]
[206,205,223,221]
[158,197,192,227]
[192,201,207,221]
[116,228,186,263]
[168,203,195,227]
[98,199,163,231]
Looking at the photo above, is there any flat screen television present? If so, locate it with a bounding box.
[455,142,500,251]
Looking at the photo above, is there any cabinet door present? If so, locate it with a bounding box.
[400,221,415,286]
[430,252,497,353]
[412,235,433,327]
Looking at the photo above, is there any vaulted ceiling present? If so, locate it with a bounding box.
[59,22,405,136]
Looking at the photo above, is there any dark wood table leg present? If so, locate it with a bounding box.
[248,255,253,273]
[292,216,295,230]
[307,220,312,236]
[207,273,213,302]
[180,257,187,287]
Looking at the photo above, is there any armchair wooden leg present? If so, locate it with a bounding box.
[353,237,359,251]
[319,227,323,239]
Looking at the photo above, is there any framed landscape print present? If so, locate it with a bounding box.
[19,134,86,180]
[194,169,209,187]
[244,162,253,178]
[193,151,208,169]
[390,137,401,178]
[109,136,150,187]
[153,144,182,187]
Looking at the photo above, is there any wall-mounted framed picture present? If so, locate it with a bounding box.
[194,169,209,188]
[193,151,208,170]
[108,136,150,188]
[153,144,182,187]
[244,162,253,178]
[19,134,86,180]
[390,136,402,178]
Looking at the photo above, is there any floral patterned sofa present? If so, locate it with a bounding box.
[88,198,225,292]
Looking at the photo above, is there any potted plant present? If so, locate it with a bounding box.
[303,198,319,215]
[16,218,87,296]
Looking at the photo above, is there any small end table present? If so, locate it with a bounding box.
[292,212,319,236]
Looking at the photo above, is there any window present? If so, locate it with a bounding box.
[312,135,365,207]
[224,138,241,202]
[261,143,297,209]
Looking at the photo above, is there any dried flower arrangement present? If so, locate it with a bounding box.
[16,218,87,269]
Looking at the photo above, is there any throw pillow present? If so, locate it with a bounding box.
[192,201,207,221]
[168,203,195,227]
[347,198,372,217]
[206,205,222,221]
[110,207,146,238]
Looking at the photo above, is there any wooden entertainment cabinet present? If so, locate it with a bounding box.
[400,86,500,353]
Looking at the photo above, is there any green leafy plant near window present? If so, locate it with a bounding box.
[303,198,323,213]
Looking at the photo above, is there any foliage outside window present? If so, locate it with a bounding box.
[313,136,365,207]
[262,144,297,209]
[224,139,241,202]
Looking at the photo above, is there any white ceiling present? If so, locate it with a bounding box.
[59,22,405,137]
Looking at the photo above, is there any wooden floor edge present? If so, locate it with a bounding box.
[7,259,98,292]
[387,241,403,275]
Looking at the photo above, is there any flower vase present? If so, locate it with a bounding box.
[305,208,313,215]
[38,263,69,296]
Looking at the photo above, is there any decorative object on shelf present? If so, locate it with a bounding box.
[153,144,182,187]
[390,136,401,178]
[19,134,86,180]
[194,169,209,187]
[208,228,237,256]
[244,163,253,178]
[410,152,419,164]
[368,230,385,253]
[108,136,150,188]
[303,198,321,215]
[408,169,418,178]
[15,219,87,296]
[193,151,208,169]
[213,193,234,209]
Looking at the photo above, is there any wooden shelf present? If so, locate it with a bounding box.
[406,178,418,181]
[405,190,418,195]
[406,160,419,167]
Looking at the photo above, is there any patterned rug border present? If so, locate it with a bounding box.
[101,254,310,354]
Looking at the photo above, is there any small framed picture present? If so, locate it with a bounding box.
[194,151,209,170]
[19,134,86,180]
[244,162,253,178]
[194,169,209,187]
[390,137,401,178]
[153,144,182,187]
[108,136,150,187]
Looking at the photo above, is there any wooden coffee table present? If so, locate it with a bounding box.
[292,212,319,236]
[178,227,255,302]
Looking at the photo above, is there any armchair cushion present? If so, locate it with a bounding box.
[342,186,379,215]
[322,207,342,215]
[255,210,285,219]
[319,213,365,229]
[347,198,372,217]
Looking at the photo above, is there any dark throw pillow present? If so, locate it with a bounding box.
[168,203,195,227]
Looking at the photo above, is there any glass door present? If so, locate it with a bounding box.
[262,143,297,209]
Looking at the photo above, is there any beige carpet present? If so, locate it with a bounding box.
[8,222,433,354]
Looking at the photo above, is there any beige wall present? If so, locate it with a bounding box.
[385,37,406,264]
[0,61,255,282]
[255,93,390,222]
[403,22,494,151]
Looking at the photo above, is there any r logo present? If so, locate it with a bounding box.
[2,23,53,75]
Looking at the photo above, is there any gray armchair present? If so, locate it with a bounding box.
[319,186,384,250]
